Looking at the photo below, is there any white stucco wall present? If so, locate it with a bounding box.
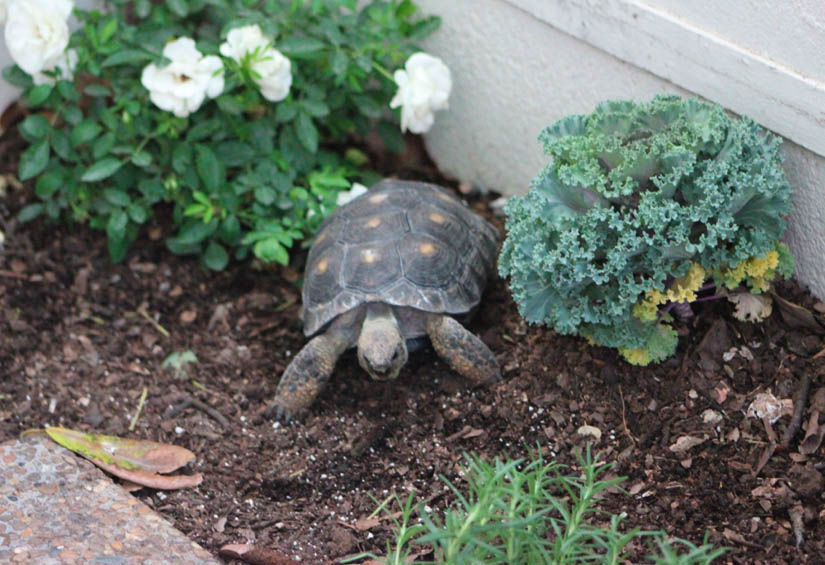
[416,0,825,300]
[646,0,825,81]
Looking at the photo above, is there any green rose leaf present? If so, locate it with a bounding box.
[278,36,326,55]
[72,119,103,146]
[18,203,43,222]
[27,84,53,106]
[35,170,64,198]
[92,132,117,160]
[19,140,50,181]
[107,209,128,239]
[195,144,223,193]
[295,113,319,153]
[104,188,131,207]
[253,238,289,265]
[130,151,153,168]
[19,115,52,140]
[83,84,111,97]
[203,241,229,271]
[101,50,152,67]
[166,0,189,17]
[81,158,123,182]
[176,219,219,245]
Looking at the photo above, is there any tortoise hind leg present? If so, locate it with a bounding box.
[426,315,500,385]
[273,332,348,421]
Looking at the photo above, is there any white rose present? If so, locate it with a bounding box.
[219,24,292,102]
[336,183,368,207]
[307,183,369,219]
[141,37,224,118]
[390,52,452,134]
[5,0,74,76]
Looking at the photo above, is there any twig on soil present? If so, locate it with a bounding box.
[753,415,777,477]
[219,543,299,565]
[679,345,692,376]
[128,386,148,432]
[813,345,825,360]
[0,269,39,280]
[137,308,170,338]
[163,393,230,430]
[790,504,805,549]
[781,373,811,449]
[619,385,637,445]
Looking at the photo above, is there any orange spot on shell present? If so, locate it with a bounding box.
[316,258,328,273]
[419,243,436,255]
[363,249,378,263]
[437,192,454,202]
[366,217,381,228]
[429,212,446,224]
[369,193,388,204]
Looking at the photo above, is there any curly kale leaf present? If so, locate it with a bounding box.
[500,95,794,365]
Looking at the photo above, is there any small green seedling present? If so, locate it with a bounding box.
[162,350,198,380]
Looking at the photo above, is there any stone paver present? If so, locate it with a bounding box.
[0,436,220,564]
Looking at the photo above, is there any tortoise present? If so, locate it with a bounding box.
[273,179,501,420]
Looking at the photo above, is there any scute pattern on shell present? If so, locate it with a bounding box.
[302,179,499,337]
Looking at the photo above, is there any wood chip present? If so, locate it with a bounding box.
[180,310,197,324]
[669,435,707,454]
[219,544,300,565]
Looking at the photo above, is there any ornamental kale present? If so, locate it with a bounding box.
[499,96,794,365]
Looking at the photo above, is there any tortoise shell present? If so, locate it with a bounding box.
[302,179,499,337]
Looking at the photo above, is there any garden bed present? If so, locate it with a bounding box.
[1,128,824,563]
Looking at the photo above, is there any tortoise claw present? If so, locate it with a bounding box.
[273,403,297,424]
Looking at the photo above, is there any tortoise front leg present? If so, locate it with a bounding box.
[426,315,500,385]
[273,332,348,421]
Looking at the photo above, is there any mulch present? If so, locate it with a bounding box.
[1,121,824,563]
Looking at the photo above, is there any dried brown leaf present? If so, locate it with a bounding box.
[799,412,825,455]
[746,392,792,424]
[218,543,299,565]
[45,426,196,474]
[354,517,381,531]
[729,292,772,322]
[180,310,197,324]
[91,458,202,490]
[669,435,707,454]
[772,293,825,333]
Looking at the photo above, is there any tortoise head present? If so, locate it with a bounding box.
[357,304,408,381]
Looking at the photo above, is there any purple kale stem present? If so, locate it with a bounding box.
[670,301,694,320]
[690,294,728,303]
[657,280,722,318]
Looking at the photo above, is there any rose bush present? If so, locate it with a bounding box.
[2,0,448,269]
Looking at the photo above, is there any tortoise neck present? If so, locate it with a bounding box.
[361,303,398,334]
[359,303,403,347]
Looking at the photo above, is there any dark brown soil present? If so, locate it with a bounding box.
[2,121,825,564]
